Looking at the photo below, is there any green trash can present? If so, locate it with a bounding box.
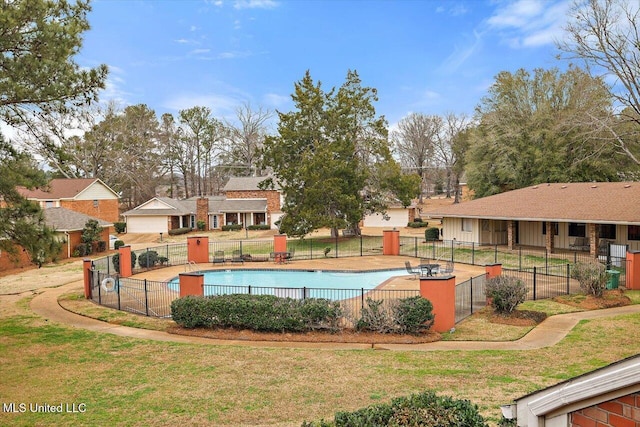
[606,270,620,289]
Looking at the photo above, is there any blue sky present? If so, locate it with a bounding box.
[79,0,573,127]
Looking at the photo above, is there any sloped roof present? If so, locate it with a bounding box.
[18,178,119,200]
[44,207,113,232]
[223,176,272,192]
[121,197,195,217]
[218,199,267,212]
[430,182,640,225]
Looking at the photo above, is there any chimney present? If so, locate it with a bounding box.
[196,197,209,230]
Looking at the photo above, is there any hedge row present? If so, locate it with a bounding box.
[172,294,435,335]
[168,227,191,236]
[171,294,342,332]
[302,390,487,427]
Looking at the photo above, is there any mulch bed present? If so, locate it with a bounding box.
[167,325,442,344]
[553,289,632,310]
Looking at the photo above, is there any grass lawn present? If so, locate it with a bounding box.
[1,292,640,426]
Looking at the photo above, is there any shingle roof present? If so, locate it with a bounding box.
[218,199,267,212]
[44,207,113,231]
[223,176,272,192]
[430,182,640,225]
[18,178,118,199]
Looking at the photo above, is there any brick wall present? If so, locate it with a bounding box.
[60,199,120,224]
[225,190,281,214]
[571,392,640,427]
[196,197,209,229]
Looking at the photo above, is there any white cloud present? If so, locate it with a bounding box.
[100,65,131,105]
[439,30,483,73]
[487,0,571,48]
[162,93,243,116]
[189,48,211,55]
[233,0,278,10]
[263,93,289,108]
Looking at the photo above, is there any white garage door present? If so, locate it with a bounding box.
[126,216,168,234]
[363,209,408,228]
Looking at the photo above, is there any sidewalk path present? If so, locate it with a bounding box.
[27,278,640,351]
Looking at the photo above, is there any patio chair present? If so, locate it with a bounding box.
[440,260,454,275]
[404,261,420,279]
[213,250,225,264]
[569,237,589,251]
[284,248,295,263]
[231,249,244,264]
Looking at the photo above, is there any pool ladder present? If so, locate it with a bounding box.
[184,261,199,273]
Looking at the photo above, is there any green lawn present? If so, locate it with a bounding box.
[2,294,640,426]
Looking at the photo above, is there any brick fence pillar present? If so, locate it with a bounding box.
[187,236,209,263]
[83,258,93,299]
[119,245,132,278]
[179,272,204,298]
[383,229,400,256]
[419,275,456,333]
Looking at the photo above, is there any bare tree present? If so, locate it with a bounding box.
[391,113,441,201]
[221,103,272,176]
[432,113,470,199]
[559,0,640,165]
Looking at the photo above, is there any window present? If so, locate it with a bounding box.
[629,225,640,241]
[462,218,472,232]
[599,224,616,240]
[45,201,54,208]
[542,222,559,235]
[212,215,218,229]
[568,223,586,237]
[93,199,99,208]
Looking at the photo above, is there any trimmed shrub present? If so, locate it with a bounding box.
[356,298,397,333]
[302,390,487,427]
[171,294,341,332]
[168,227,191,236]
[395,296,434,335]
[222,224,243,231]
[138,250,159,268]
[74,243,92,257]
[171,296,212,328]
[357,297,434,334]
[114,222,126,233]
[112,251,137,274]
[196,220,206,231]
[571,261,608,297]
[96,240,107,252]
[425,227,440,241]
[407,220,429,228]
[485,276,527,314]
[114,240,125,250]
[247,224,270,230]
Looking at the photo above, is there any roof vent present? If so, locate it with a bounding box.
[561,185,567,189]
[591,185,597,188]
[624,184,631,188]
[532,186,538,189]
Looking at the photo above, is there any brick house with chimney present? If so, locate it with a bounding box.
[121,177,283,233]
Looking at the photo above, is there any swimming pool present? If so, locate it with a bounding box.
[169,269,407,299]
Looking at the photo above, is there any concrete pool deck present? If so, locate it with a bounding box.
[5,255,640,351]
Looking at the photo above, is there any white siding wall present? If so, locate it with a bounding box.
[126,216,168,233]
[442,217,481,243]
[75,182,118,200]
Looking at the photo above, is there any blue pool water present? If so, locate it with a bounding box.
[169,269,407,299]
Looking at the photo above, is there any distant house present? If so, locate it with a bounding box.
[362,202,419,228]
[43,208,113,258]
[121,176,282,234]
[429,182,640,257]
[507,354,640,426]
[0,207,112,268]
[18,178,120,225]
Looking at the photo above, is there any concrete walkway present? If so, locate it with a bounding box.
[23,267,640,351]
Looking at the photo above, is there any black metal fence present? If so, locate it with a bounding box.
[455,274,488,323]
[88,236,627,323]
[90,270,176,318]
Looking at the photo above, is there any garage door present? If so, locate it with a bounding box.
[363,209,408,228]
[126,216,168,234]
